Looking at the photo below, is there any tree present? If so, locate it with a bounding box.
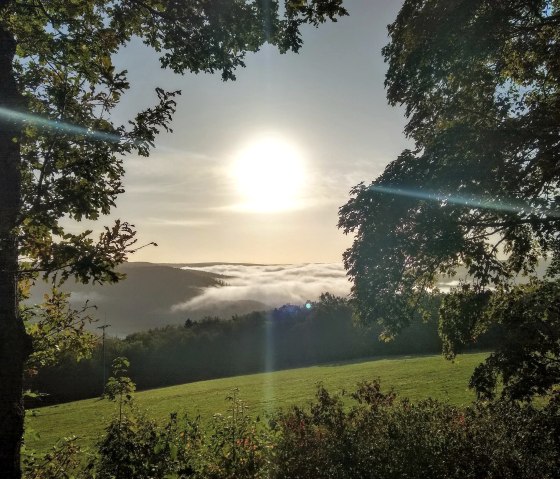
[339,0,560,399]
[0,1,347,476]
[103,356,136,428]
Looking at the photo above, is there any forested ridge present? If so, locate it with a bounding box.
[26,294,499,406]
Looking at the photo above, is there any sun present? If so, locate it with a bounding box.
[232,135,305,212]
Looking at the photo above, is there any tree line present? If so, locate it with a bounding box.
[26,293,499,406]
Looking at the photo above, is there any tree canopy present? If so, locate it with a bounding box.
[0,1,347,476]
[339,0,560,400]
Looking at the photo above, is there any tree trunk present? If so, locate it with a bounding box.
[0,23,32,479]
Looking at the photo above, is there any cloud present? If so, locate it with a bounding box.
[170,263,495,313]
[122,150,231,209]
[144,217,215,227]
[171,263,351,312]
[216,195,333,214]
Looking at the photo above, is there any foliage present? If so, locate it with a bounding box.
[95,357,196,479]
[338,0,560,400]
[103,356,136,426]
[469,280,560,400]
[22,436,91,479]
[25,389,269,479]
[199,389,270,479]
[95,413,178,479]
[95,387,269,479]
[272,381,560,479]
[22,288,97,376]
[26,381,560,479]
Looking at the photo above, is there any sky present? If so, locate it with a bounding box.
[108,0,410,264]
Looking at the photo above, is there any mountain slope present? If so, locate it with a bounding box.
[29,262,265,336]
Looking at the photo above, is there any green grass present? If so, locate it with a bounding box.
[26,352,486,454]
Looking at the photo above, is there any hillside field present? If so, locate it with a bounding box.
[25,352,487,454]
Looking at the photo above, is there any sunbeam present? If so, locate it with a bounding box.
[0,106,124,144]
[368,185,560,218]
[0,106,191,158]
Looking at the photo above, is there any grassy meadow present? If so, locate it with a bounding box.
[26,352,487,454]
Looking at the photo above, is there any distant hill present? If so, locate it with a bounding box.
[160,262,274,268]
[28,262,266,336]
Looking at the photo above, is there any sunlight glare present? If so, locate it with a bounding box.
[232,136,305,212]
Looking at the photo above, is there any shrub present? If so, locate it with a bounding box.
[198,389,271,479]
[270,380,560,479]
[23,381,560,479]
[22,437,93,479]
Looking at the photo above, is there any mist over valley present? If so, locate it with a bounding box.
[29,262,351,336]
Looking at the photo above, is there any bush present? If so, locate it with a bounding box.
[198,389,271,479]
[95,413,177,479]
[22,437,92,479]
[270,380,560,479]
[24,382,560,479]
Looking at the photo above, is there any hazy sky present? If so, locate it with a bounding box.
[107,0,410,264]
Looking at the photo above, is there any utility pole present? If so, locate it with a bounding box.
[97,321,110,394]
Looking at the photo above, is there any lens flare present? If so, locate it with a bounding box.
[368,184,560,218]
[0,106,124,143]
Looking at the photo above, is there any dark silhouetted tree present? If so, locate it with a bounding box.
[339,0,559,400]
